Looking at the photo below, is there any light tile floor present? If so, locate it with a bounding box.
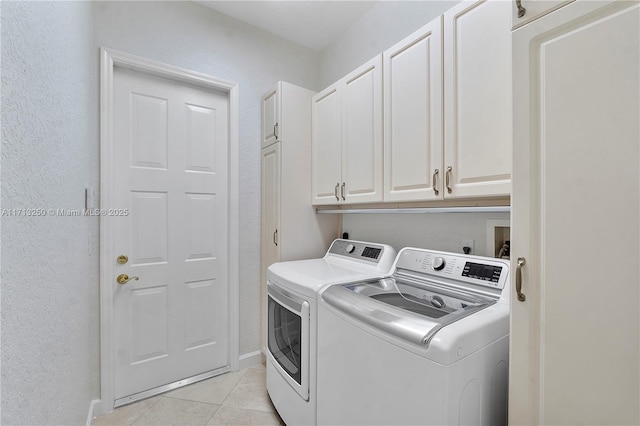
[92,365,284,426]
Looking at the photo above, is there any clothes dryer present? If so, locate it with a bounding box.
[266,239,396,425]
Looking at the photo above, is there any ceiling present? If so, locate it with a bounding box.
[196,1,378,51]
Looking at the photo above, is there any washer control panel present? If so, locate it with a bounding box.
[395,248,510,290]
[329,239,386,264]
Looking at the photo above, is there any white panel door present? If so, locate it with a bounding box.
[383,17,443,202]
[312,85,342,205]
[342,55,383,203]
[444,0,511,199]
[511,1,639,424]
[113,67,229,400]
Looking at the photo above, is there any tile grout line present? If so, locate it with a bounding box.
[162,393,225,406]
[159,368,250,405]
[219,368,250,407]
[221,367,278,415]
[202,402,222,426]
[130,397,165,426]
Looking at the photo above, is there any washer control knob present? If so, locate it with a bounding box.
[430,295,445,309]
[345,244,356,253]
[432,257,446,271]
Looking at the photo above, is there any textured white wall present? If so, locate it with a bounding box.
[92,1,320,357]
[342,213,510,257]
[319,0,459,88]
[2,1,320,423]
[1,1,99,424]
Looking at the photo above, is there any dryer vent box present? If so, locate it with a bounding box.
[486,220,510,259]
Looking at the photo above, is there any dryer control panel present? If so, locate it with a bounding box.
[328,239,388,264]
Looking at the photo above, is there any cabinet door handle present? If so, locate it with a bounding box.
[516,257,526,302]
[445,166,453,194]
[334,183,340,201]
[432,169,440,196]
[341,182,346,201]
[273,123,278,140]
[515,0,526,18]
[273,229,278,246]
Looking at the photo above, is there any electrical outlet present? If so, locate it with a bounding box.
[462,239,474,254]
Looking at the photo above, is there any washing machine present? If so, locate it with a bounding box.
[266,239,396,426]
[317,247,510,425]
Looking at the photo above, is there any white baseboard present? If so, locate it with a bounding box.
[86,399,102,425]
[238,350,264,370]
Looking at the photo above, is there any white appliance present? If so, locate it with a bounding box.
[266,239,396,426]
[317,247,510,425]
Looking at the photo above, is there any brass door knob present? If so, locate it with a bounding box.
[117,274,139,285]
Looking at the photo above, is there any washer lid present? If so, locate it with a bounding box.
[322,276,495,346]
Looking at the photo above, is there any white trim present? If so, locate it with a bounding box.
[316,206,511,214]
[227,71,240,373]
[238,350,265,370]
[85,399,101,426]
[99,47,240,413]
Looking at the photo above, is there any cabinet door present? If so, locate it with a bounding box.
[312,85,342,205]
[260,143,280,350]
[511,0,575,30]
[511,1,639,424]
[383,17,443,202]
[443,0,512,199]
[342,55,383,203]
[262,87,279,148]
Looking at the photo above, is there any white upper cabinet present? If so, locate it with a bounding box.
[262,87,279,148]
[312,55,383,205]
[342,56,383,203]
[382,0,511,203]
[314,1,512,206]
[383,17,444,202]
[312,84,342,204]
[511,0,575,30]
[443,0,512,199]
[263,81,308,148]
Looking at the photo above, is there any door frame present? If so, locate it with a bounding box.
[98,47,239,414]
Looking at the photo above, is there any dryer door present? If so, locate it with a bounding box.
[266,281,310,400]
